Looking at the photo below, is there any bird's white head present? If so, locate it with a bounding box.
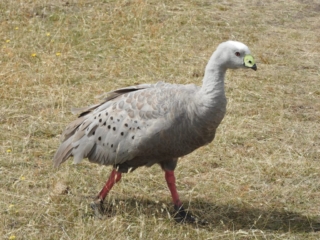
[212,40,257,71]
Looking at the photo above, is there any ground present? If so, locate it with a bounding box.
[1,0,320,239]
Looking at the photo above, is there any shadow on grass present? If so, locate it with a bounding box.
[83,197,320,233]
[192,201,320,233]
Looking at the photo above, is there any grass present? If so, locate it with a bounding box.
[1,0,320,239]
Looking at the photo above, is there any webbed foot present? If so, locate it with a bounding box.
[90,198,105,219]
[173,205,208,225]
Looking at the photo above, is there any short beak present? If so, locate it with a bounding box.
[251,64,257,71]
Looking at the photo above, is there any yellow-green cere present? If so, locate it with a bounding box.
[244,54,256,68]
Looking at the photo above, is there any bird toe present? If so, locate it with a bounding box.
[173,205,208,225]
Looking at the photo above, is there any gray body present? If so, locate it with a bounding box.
[53,41,255,172]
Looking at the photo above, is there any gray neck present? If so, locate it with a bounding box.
[200,54,227,103]
[191,53,227,133]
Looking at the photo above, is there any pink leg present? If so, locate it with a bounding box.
[165,170,197,223]
[165,170,182,207]
[98,169,122,201]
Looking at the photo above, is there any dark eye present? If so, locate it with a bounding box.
[235,52,241,57]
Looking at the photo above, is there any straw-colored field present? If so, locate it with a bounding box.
[1,0,320,239]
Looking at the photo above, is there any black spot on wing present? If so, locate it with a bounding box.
[88,125,98,136]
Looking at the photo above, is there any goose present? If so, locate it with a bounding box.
[53,40,257,223]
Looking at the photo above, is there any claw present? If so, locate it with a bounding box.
[173,205,208,225]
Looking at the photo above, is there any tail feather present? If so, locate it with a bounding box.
[53,136,73,168]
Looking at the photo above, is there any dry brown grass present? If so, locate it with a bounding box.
[1,0,320,239]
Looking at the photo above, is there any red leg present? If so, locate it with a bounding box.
[98,169,122,202]
[165,170,182,207]
[165,170,198,223]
